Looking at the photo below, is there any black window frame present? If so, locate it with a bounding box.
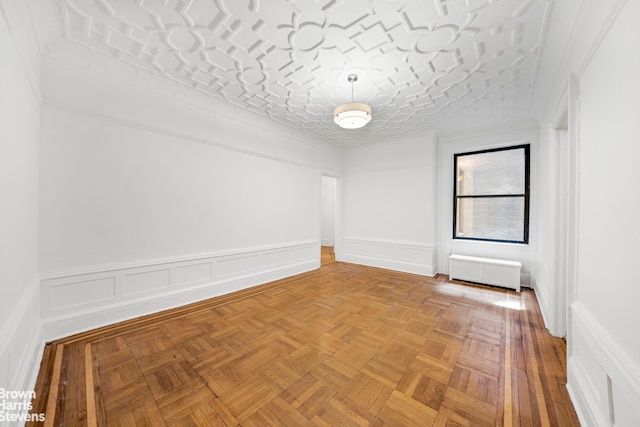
[453,144,530,244]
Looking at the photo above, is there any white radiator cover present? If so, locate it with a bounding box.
[449,254,521,292]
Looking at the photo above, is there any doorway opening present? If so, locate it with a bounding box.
[320,175,337,266]
[550,74,580,338]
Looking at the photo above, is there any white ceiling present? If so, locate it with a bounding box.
[27,0,564,145]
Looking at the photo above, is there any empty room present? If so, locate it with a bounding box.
[1,0,639,425]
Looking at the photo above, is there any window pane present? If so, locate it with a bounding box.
[456,148,525,196]
[456,197,525,242]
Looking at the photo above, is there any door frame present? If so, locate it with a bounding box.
[320,174,341,261]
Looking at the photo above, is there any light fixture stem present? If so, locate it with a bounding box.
[347,74,358,102]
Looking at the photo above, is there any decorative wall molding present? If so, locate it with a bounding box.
[41,242,318,341]
[567,301,640,426]
[340,237,436,277]
[0,0,43,103]
[576,0,629,78]
[0,277,44,392]
[41,101,327,172]
[567,355,610,427]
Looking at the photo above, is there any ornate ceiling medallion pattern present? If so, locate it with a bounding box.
[28,0,553,144]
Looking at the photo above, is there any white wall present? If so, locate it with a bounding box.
[536,0,640,425]
[0,0,43,394]
[341,134,437,276]
[40,57,342,172]
[577,0,640,370]
[320,176,336,246]
[40,109,319,271]
[437,126,537,287]
[569,1,640,424]
[36,57,342,340]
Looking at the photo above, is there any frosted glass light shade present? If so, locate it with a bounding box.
[333,102,372,129]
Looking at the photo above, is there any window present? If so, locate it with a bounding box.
[453,145,530,244]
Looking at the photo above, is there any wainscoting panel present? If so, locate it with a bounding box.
[124,269,171,295]
[567,301,640,426]
[52,277,116,309]
[0,278,43,394]
[40,241,318,341]
[262,248,296,269]
[215,254,260,279]
[340,237,436,276]
[175,262,212,286]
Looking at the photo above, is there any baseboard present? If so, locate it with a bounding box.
[40,242,318,341]
[567,301,640,426]
[341,237,436,277]
[530,281,551,331]
[0,277,45,399]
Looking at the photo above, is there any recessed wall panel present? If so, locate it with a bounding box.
[124,269,170,295]
[295,245,317,261]
[395,246,432,263]
[52,277,116,309]
[343,240,373,256]
[215,255,259,278]
[175,262,212,286]
[261,250,292,268]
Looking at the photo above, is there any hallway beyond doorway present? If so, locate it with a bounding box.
[321,246,335,266]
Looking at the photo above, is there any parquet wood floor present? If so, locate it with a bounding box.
[29,262,579,426]
[320,246,335,266]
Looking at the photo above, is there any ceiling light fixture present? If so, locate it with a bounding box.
[334,74,372,129]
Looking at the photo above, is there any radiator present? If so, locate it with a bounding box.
[449,254,521,292]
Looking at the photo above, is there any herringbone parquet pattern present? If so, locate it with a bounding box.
[30,261,579,426]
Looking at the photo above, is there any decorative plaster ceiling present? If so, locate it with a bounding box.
[27,0,556,144]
